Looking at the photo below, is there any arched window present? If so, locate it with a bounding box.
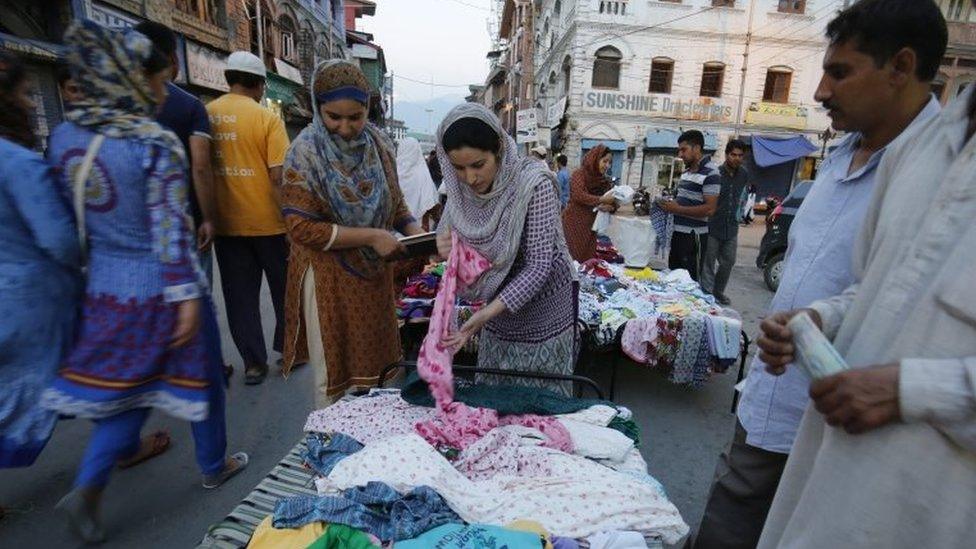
[592,46,622,89]
[700,61,725,98]
[649,57,674,94]
[278,15,297,62]
[763,66,793,103]
[562,55,572,96]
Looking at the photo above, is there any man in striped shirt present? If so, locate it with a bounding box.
[658,130,720,282]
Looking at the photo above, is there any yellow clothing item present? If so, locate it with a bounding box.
[246,516,325,549]
[207,93,290,236]
[507,519,553,549]
[623,267,660,282]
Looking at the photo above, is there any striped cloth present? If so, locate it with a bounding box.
[673,156,721,234]
[197,440,316,549]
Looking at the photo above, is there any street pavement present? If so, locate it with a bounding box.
[0,222,775,548]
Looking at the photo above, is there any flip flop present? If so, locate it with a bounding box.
[202,452,250,489]
[117,430,171,469]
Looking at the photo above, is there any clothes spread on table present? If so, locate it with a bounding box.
[578,260,740,387]
[325,432,687,543]
[275,388,687,546]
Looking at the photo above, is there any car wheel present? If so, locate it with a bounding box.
[764,253,785,292]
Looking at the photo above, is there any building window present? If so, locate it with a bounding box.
[281,31,295,61]
[599,1,628,15]
[592,46,622,89]
[279,15,298,62]
[175,0,222,26]
[649,57,674,94]
[555,0,562,15]
[712,0,735,6]
[763,67,793,103]
[700,62,725,98]
[942,0,969,21]
[777,0,806,14]
[562,56,572,96]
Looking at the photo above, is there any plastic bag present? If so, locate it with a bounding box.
[605,215,655,267]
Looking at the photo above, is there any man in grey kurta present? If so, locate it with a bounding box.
[755,44,976,549]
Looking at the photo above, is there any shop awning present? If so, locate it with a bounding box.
[0,32,64,61]
[582,138,626,151]
[751,135,817,167]
[644,128,718,151]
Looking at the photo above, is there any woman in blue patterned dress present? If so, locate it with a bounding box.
[40,22,234,542]
[0,54,80,474]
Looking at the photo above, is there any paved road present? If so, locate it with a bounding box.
[0,222,774,548]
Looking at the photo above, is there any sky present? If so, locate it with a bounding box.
[358,0,494,105]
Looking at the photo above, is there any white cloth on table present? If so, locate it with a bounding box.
[556,404,619,427]
[556,418,634,462]
[586,531,649,549]
[326,433,688,543]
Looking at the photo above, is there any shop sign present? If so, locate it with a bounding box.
[547,97,567,129]
[89,2,140,29]
[745,102,808,130]
[186,40,229,92]
[583,90,733,123]
[516,108,539,144]
[274,58,304,85]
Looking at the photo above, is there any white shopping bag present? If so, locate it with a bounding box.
[606,215,655,267]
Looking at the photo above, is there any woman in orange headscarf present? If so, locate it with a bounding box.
[561,145,617,262]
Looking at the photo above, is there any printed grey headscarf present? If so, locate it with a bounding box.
[436,102,571,301]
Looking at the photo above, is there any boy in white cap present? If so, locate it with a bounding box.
[206,51,290,385]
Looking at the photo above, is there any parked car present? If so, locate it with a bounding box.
[756,180,814,291]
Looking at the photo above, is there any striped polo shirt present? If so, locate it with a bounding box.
[673,155,721,234]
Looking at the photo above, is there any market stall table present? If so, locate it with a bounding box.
[197,369,686,548]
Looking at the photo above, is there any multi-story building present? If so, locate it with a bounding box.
[936,0,976,104]
[529,0,841,199]
[0,1,351,145]
[345,0,388,124]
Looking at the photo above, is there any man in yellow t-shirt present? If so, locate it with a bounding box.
[207,51,290,385]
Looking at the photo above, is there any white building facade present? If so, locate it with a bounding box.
[534,0,842,198]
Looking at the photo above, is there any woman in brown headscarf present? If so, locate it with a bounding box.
[279,60,423,407]
[561,145,617,262]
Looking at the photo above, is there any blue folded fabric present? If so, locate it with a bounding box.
[273,481,460,541]
[302,432,364,476]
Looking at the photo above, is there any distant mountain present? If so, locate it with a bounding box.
[391,94,468,134]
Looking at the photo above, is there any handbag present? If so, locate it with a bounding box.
[72,134,105,262]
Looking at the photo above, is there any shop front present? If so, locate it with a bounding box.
[639,127,718,192]
[740,135,818,202]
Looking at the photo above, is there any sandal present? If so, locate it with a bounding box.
[245,362,268,385]
[202,452,250,489]
[117,430,171,469]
